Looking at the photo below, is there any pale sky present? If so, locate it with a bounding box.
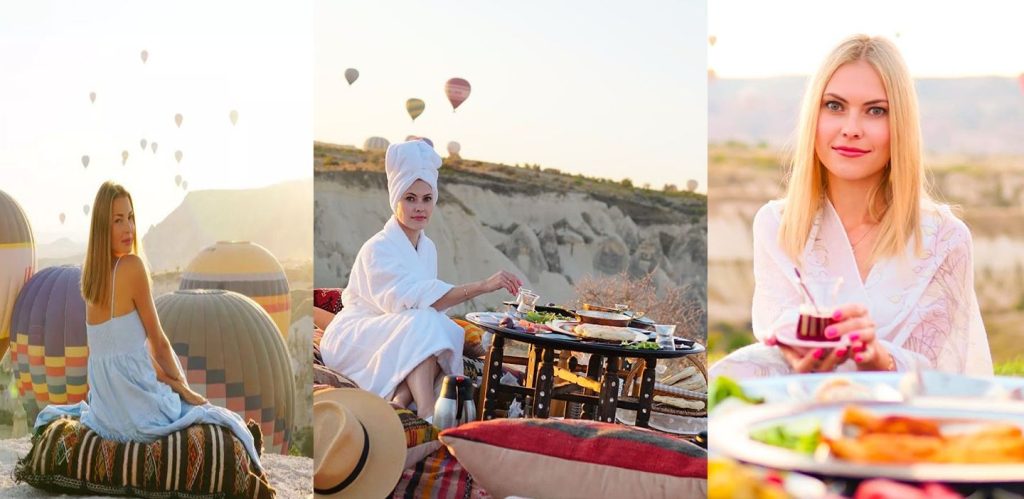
[709,0,1024,78]
[0,1,312,245]
[314,0,708,193]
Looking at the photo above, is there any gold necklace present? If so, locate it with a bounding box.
[849,224,878,249]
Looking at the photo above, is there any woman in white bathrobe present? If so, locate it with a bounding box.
[711,35,992,379]
[321,139,522,419]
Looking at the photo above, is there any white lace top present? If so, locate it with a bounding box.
[748,198,992,375]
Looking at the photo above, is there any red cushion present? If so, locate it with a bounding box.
[313,288,343,314]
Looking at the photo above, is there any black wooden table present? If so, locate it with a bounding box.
[465,312,704,428]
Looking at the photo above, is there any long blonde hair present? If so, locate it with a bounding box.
[780,34,927,264]
[82,181,139,305]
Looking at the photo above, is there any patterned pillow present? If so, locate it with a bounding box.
[390,446,491,499]
[453,318,486,359]
[313,288,343,314]
[395,408,442,469]
[439,418,707,499]
[313,363,358,389]
[15,417,275,499]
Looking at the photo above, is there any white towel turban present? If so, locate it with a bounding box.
[385,140,441,214]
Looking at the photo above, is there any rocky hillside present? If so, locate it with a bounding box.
[710,77,1024,156]
[707,142,1024,361]
[314,142,707,317]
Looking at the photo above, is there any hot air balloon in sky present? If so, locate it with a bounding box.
[174,113,183,128]
[230,109,239,126]
[81,155,89,168]
[11,265,87,419]
[175,174,182,187]
[344,68,359,85]
[140,49,149,64]
[447,141,461,157]
[175,150,183,163]
[155,289,295,454]
[406,98,425,121]
[140,138,147,151]
[444,77,471,111]
[151,142,158,154]
[181,181,188,191]
[121,150,129,165]
[180,241,291,338]
[59,213,65,224]
[0,190,35,360]
[82,204,89,216]
[709,35,717,46]
[363,136,389,151]
[89,92,96,104]
[687,179,699,192]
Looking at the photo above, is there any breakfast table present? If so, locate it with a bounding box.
[465,311,704,428]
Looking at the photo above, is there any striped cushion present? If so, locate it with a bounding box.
[15,417,275,498]
[390,446,491,499]
[439,418,707,499]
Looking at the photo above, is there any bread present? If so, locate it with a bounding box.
[573,323,636,342]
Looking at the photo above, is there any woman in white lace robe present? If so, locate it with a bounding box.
[711,35,991,379]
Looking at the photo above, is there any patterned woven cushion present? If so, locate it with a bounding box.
[15,417,275,499]
[439,418,707,499]
[313,288,343,314]
[395,408,442,469]
[453,318,486,359]
[313,363,358,389]
[390,446,491,499]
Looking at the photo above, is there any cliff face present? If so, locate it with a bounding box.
[314,144,707,316]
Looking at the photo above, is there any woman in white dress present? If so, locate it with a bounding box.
[711,35,991,379]
[321,139,522,419]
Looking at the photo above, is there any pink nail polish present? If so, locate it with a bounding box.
[824,326,838,339]
[835,348,847,357]
[832,310,843,321]
[812,348,824,360]
[854,354,863,363]
[849,333,860,342]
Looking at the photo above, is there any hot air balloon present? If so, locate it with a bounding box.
[444,78,471,111]
[174,113,183,128]
[363,136,390,151]
[0,190,35,360]
[406,98,425,121]
[344,68,359,85]
[230,109,238,126]
[708,35,717,46]
[81,155,89,168]
[175,174,182,187]
[140,50,149,63]
[155,289,294,454]
[447,141,461,158]
[10,265,87,419]
[179,241,291,338]
[121,150,129,165]
[82,204,89,216]
[181,181,188,191]
[140,139,147,151]
[175,150,183,163]
[89,92,96,104]
[151,142,158,154]
[687,179,699,192]
[708,68,717,81]
[59,213,65,224]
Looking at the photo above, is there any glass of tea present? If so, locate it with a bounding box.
[795,276,843,342]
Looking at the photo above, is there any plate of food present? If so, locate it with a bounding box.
[549,320,648,343]
[710,399,1024,483]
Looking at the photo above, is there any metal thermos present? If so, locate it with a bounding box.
[433,375,476,430]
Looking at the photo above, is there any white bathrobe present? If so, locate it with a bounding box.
[320,216,464,398]
[711,198,992,379]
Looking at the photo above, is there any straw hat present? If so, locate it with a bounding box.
[313,388,406,498]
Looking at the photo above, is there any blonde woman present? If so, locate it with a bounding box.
[33,181,263,469]
[711,35,991,378]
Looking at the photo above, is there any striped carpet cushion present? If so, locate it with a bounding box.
[439,418,707,499]
[15,417,275,498]
[390,446,491,499]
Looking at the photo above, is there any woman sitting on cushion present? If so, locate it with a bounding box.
[320,139,522,420]
[710,35,990,379]
[34,181,263,469]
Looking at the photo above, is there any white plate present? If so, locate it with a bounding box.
[615,408,706,436]
[549,320,648,342]
[711,399,1024,483]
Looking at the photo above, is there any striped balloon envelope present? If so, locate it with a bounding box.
[179,241,291,338]
[363,136,390,151]
[444,77,471,111]
[10,265,88,417]
[155,289,295,454]
[0,189,36,360]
